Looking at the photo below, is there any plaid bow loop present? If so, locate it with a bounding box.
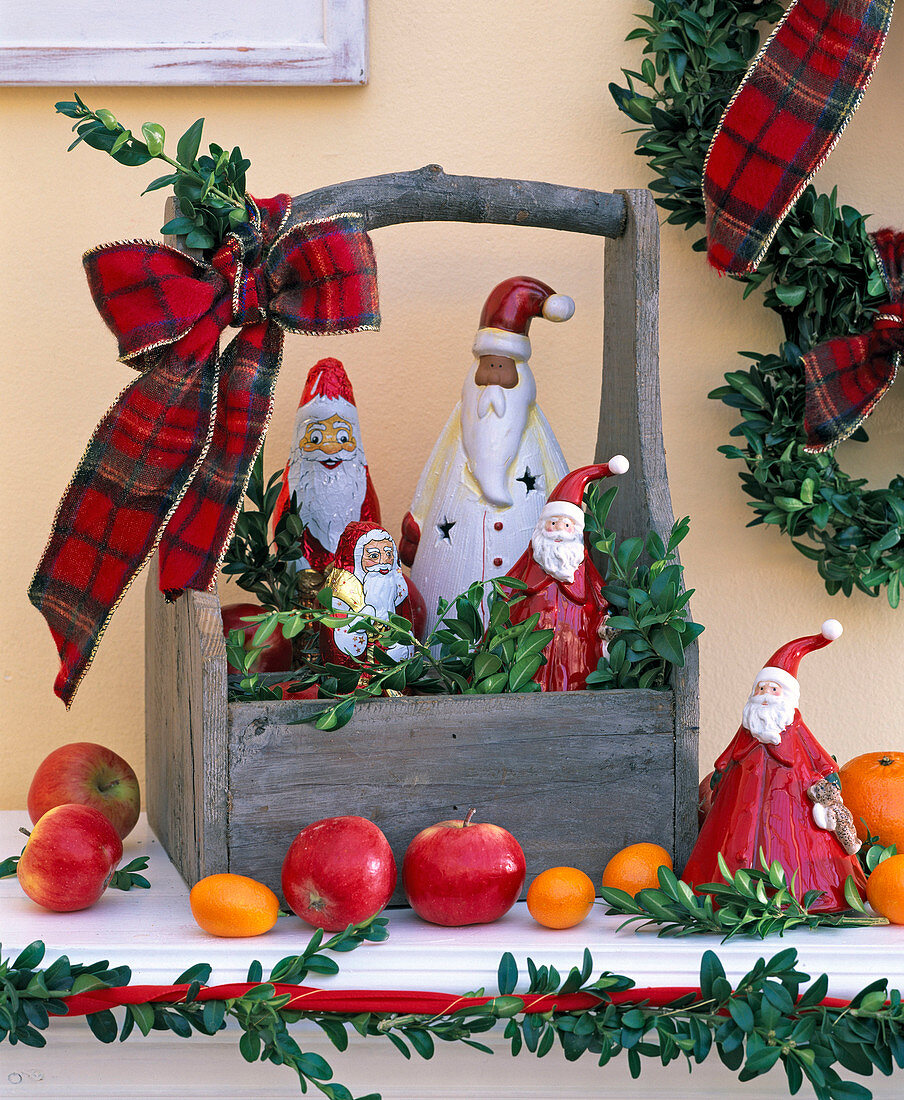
[803,228,904,452]
[30,194,379,705]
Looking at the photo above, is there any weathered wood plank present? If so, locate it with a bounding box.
[291,166,627,237]
[227,691,676,904]
[145,555,229,884]
[597,189,700,871]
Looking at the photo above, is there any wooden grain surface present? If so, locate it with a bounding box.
[596,189,700,869]
[227,690,677,905]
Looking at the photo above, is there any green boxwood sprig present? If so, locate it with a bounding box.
[55,94,251,253]
[609,1,904,604]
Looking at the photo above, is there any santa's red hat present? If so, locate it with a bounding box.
[296,358,359,427]
[334,520,394,577]
[753,620,843,702]
[539,457,630,529]
[472,277,575,362]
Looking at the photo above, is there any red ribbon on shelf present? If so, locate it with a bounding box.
[56,981,854,1019]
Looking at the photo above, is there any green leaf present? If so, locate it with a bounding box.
[649,624,685,666]
[86,1009,118,1043]
[177,118,205,167]
[296,1052,333,1080]
[727,999,755,1033]
[141,122,165,156]
[13,941,46,970]
[497,952,518,996]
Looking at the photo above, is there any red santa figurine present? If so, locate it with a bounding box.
[275,358,381,573]
[399,277,573,633]
[321,521,415,668]
[505,459,629,692]
[682,621,867,912]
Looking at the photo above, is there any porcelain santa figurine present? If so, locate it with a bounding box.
[321,521,415,668]
[275,358,381,573]
[682,621,867,912]
[505,459,629,691]
[399,277,572,632]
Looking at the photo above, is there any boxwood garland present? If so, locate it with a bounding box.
[609,0,904,606]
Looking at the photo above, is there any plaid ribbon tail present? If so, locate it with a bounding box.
[157,322,283,595]
[704,0,894,275]
[803,229,904,452]
[30,197,380,705]
[28,345,221,706]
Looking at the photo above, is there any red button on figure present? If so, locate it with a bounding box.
[494,521,504,531]
[493,557,503,567]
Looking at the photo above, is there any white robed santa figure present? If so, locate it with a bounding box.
[274,358,381,573]
[399,277,572,633]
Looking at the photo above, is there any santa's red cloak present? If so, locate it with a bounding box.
[505,546,608,692]
[682,715,867,912]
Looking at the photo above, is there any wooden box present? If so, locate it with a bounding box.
[145,176,699,904]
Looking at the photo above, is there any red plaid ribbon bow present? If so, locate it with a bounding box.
[704,0,894,275]
[29,194,379,705]
[803,228,904,452]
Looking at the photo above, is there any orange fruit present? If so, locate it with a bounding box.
[189,873,279,937]
[839,752,904,850]
[865,854,904,925]
[526,866,595,929]
[601,843,672,896]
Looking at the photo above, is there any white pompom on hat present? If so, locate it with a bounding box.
[472,276,574,362]
[752,619,843,699]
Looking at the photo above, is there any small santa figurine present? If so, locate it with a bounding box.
[321,521,415,668]
[505,459,629,692]
[275,358,381,573]
[399,277,573,633]
[682,621,867,912]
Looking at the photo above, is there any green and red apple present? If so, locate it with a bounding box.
[27,742,140,840]
[18,804,124,912]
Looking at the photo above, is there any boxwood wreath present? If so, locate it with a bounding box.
[610,0,904,605]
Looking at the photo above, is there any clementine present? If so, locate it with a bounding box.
[526,866,595,929]
[601,842,672,896]
[838,752,904,851]
[865,854,904,925]
[189,873,280,937]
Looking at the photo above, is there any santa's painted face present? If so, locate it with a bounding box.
[460,360,537,506]
[360,538,395,574]
[299,414,357,468]
[286,409,367,554]
[742,680,797,744]
[543,516,575,539]
[474,354,518,388]
[531,513,584,583]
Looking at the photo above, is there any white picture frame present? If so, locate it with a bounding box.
[0,0,368,85]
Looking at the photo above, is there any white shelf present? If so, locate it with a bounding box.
[2,812,902,1099]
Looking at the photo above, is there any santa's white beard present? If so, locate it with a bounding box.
[362,567,399,619]
[742,693,796,744]
[285,451,367,553]
[530,523,585,583]
[460,364,536,506]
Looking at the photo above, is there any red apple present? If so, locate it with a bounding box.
[17,804,124,912]
[402,808,526,926]
[281,816,397,931]
[28,742,140,839]
[222,602,293,674]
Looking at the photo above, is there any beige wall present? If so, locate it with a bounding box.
[2,2,903,811]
